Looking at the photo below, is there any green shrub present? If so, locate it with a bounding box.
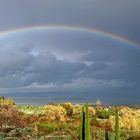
[19,127,33,136]
[96,109,112,119]
[39,123,56,133]
[0,96,5,100]
[0,133,6,139]
[91,116,100,125]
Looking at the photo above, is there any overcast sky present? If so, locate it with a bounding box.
[0,0,140,104]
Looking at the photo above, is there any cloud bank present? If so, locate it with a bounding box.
[0,30,139,98]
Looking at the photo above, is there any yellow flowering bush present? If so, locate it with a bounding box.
[43,105,67,122]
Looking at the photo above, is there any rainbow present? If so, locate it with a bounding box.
[0,25,139,48]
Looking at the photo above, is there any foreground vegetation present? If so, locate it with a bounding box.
[0,96,140,140]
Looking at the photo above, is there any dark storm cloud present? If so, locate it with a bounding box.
[0,30,140,95]
[0,43,86,88]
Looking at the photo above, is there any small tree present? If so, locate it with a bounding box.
[0,96,5,100]
[80,104,91,140]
